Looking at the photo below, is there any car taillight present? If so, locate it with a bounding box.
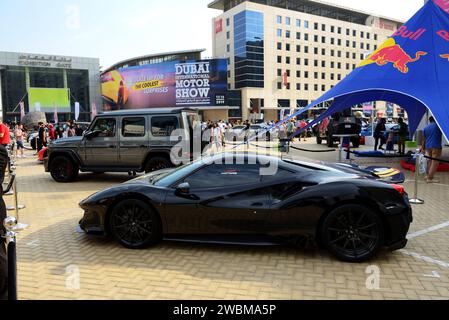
[391,184,405,196]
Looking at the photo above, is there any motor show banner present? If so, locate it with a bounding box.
[101,59,228,110]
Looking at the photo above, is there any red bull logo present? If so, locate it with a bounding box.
[358,38,427,73]
[440,54,449,61]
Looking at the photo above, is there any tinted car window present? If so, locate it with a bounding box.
[92,118,116,138]
[122,117,146,137]
[151,116,179,137]
[185,164,262,189]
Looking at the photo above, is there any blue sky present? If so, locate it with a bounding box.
[0,0,424,69]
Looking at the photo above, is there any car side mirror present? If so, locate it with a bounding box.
[84,130,100,139]
[175,182,191,195]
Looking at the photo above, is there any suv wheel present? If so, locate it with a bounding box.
[320,204,384,262]
[109,199,162,249]
[144,157,171,173]
[50,156,79,183]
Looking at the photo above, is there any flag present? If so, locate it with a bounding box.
[75,102,80,121]
[54,104,58,124]
[283,71,288,87]
[19,102,25,121]
[91,102,97,121]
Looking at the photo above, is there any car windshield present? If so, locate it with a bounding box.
[153,159,205,187]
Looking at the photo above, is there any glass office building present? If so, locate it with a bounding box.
[234,10,264,88]
[0,51,101,123]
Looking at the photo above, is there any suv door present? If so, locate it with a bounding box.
[119,116,148,168]
[83,117,118,167]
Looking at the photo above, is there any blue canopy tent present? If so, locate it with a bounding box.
[275,0,449,141]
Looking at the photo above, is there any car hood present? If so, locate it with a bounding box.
[50,136,83,147]
[124,168,176,185]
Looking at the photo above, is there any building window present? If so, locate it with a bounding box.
[277,15,282,24]
[304,58,309,65]
[314,22,318,30]
[277,56,282,63]
[367,44,370,50]
[331,49,335,56]
[277,42,282,50]
[322,24,326,32]
[286,70,290,76]
[338,27,341,34]
[352,41,356,48]
[321,72,325,79]
[337,62,341,69]
[314,47,318,55]
[286,30,290,38]
[331,26,335,33]
[277,82,282,89]
[353,30,356,37]
[322,84,326,91]
[331,73,335,80]
[227,44,230,52]
[304,83,309,90]
[314,72,318,79]
[331,61,335,68]
[314,60,318,67]
[286,57,290,64]
[286,83,291,90]
[296,70,300,77]
[226,18,230,26]
[296,83,301,90]
[361,31,364,38]
[353,52,356,59]
[346,63,350,70]
[346,28,350,36]
[338,39,341,46]
[304,33,309,41]
[296,45,300,52]
[296,19,301,27]
[277,69,282,76]
[322,48,326,55]
[331,38,335,45]
[321,36,325,43]
[338,51,341,58]
[338,74,342,80]
[296,58,301,65]
[286,17,291,25]
[360,54,364,60]
[304,46,309,53]
[367,33,370,39]
[304,71,309,78]
[304,20,309,28]
[286,43,290,51]
[374,34,378,41]
[346,40,350,47]
[321,61,326,68]
[361,43,364,50]
[227,31,230,39]
[296,32,301,40]
[277,29,282,37]
[314,84,318,91]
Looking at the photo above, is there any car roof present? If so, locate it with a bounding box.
[98,108,198,117]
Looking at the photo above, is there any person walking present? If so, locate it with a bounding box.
[397,118,408,155]
[14,124,25,158]
[421,117,443,184]
[37,122,47,152]
[286,120,294,142]
[374,118,386,151]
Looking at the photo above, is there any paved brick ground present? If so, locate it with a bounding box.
[6,142,449,300]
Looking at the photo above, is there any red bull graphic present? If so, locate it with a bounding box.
[440,53,449,60]
[358,38,427,73]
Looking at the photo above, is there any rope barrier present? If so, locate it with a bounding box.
[290,145,336,153]
[423,155,449,164]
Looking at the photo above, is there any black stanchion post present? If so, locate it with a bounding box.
[3,216,18,301]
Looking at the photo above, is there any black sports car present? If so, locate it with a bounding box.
[79,153,412,262]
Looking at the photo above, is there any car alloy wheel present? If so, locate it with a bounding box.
[145,157,171,173]
[110,199,161,249]
[50,156,78,183]
[321,204,383,262]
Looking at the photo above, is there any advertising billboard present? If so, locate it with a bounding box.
[28,87,71,112]
[101,59,228,111]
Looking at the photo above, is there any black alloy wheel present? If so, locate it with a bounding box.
[109,199,162,249]
[50,156,79,183]
[144,157,171,173]
[321,204,384,262]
